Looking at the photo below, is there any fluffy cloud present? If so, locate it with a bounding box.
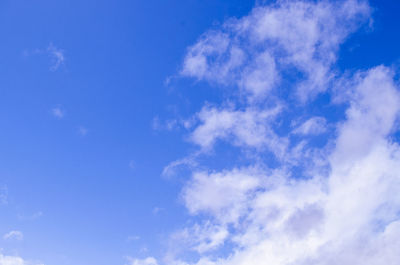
[156,0,400,265]
[172,65,400,265]
[181,0,370,102]
[0,255,25,265]
[0,254,42,265]
[190,105,286,156]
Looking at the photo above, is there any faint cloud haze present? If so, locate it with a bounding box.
[3,231,23,241]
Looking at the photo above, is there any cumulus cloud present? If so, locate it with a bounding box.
[190,104,286,155]
[3,230,24,241]
[170,66,400,265]
[180,0,370,102]
[139,1,400,265]
[0,253,43,265]
[0,254,25,265]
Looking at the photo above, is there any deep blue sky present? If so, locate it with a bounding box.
[0,1,399,265]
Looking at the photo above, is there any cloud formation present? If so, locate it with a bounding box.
[142,0,400,265]
[174,66,400,265]
[181,0,370,102]
[0,254,25,265]
[0,253,43,265]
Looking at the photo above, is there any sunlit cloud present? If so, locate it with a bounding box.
[138,1,400,265]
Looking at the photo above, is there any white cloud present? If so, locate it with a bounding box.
[126,257,158,265]
[180,0,370,102]
[159,1,400,265]
[293,117,327,135]
[169,67,400,265]
[182,167,264,223]
[0,253,43,265]
[47,43,65,71]
[172,222,229,254]
[162,153,200,178]
[3,230,23,241]
[0,254,25,265]
[190,104,287,157]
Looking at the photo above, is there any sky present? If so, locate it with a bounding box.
[1,0,400,265]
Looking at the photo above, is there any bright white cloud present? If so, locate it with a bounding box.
[171,69,400,265]
[0,254,25,265]
[3,230,24,241]
[181,0,370,102]
[182,167,263,223]
[0,254,43,265]
[158,1,400,265]
[190,105,287,157]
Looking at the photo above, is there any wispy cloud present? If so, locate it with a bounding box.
[152,207,164,215]
[51,106,65,119]
[23,43,66,71]
[18,211,43,221]
[126,235,140,242]
[47,43,65,71]
[78,126,88,136]
[292,117,328,135]
[3,230,24,241]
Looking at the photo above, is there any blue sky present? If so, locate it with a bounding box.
[1,1,400,265]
